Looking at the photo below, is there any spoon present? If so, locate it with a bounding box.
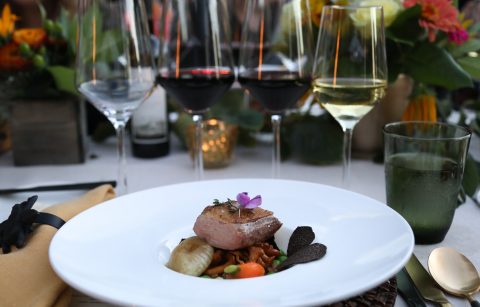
[428,247,480,307]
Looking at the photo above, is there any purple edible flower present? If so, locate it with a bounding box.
[236,192,262,209]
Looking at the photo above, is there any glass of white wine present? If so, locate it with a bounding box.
[312,5,387,187]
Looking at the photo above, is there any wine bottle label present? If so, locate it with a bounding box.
[132,132,168,144]
[132,86,168,143]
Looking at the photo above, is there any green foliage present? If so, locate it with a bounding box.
[77,3,124,68]
[449,39,480,58]
[0,70,59,100]
[170,112,191,149]
[384,4,477,89]
[281,113,343,164]
[457,57,480,80]
[0,4,77,102]
[47,66,76,96]
[37,1,47,20]
[404,43,473,89]
[436,97,453,121]
[209,90,264,132]
[386,5,423,45]
[56,7,77,55]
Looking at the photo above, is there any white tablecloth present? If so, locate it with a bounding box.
[0,135,479,307]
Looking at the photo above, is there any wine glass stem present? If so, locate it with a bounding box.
[271,114,282,178]
[342,128,353,188]
[192,114,204,180]
[115,123,128,195]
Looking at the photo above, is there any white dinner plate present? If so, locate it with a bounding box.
[49,179,414,307]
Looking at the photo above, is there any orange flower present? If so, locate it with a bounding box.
[309,0,348,27]
[0,43,30,70]
[404,0,461,42]
[0,4,19,38]
[401,94,437,122]
[13,28,47,48]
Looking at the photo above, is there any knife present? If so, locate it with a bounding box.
[396,268,427,307]
[0,180,117,195]
[405,254,452,307]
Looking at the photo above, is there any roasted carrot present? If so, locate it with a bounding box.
[234,262,265,278]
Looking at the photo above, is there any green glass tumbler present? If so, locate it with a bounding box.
[384,121,471,244]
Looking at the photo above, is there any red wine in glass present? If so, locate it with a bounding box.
[238,71,311,113]
[157,0,235,180]
[157,68,235,113]
[238,0,313,178]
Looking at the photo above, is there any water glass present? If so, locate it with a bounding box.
[384,121,471,244]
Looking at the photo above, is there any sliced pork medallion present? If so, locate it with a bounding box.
[193,202,282,250]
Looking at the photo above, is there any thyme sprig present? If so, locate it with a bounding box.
[213,198,239,213]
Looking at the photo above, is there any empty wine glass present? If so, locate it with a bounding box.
[156,0,235,180]
[76,0,155,195]
[312,5,387,187]
[238,0,314,178]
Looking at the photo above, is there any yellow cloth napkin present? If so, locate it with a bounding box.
[0,185,115,307]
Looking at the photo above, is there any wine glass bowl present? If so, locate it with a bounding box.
[156,0,235,179]
[76,0,155,195]
[238,0,313,178]
[312,5,387,186]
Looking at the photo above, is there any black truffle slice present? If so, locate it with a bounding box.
[287,226,315,256]
[276,243,327,271]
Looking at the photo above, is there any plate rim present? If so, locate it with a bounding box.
[49,178,414,306]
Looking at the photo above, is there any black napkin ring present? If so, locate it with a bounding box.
[34,212,65,229]
[0,196,66,254]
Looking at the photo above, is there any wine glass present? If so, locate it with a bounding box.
[312,5,387,187]
[238,0,313,178]
[76,0,155,195]
[156,0,235,180]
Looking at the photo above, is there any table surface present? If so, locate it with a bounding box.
[0,134,479,307]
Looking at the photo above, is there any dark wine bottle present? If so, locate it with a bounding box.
[131,86,170,158]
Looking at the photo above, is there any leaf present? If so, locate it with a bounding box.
[96,30,123,61]
[386,6,423,43]
[58,7,77,54]
[457,56,480,79]
[282,113,343,164]
[79,2,104,61]
[36,1,47,21]
[171,112,192,149]
[405,43,473,89]
[210,90,245,116]
[47,66,77,96]
[469,23,480,35]
[450,39,480,58]
[235,109,264,131]
[386,38,409,83]
[210,89,264,131]
[463,155,480,197]
[385,31,415,46]
[436,97,453,121]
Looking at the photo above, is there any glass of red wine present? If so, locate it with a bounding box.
[238,0,313,178]
[156,0,235,180]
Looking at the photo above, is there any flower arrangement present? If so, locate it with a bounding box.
[281,0,479,199]
[0,4,77,102]
[309,0,479,92]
